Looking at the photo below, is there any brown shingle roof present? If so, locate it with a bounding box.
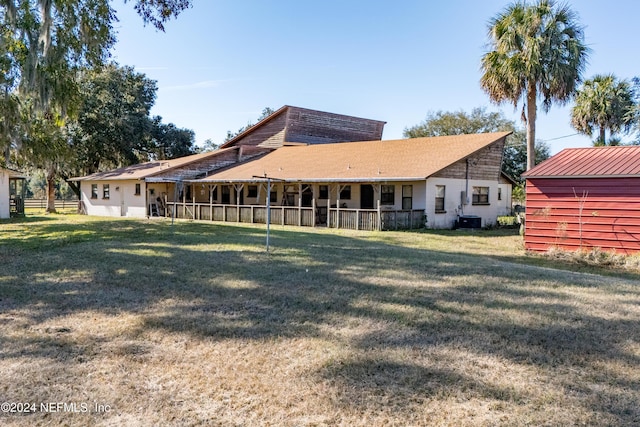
[70,148,238,181]
[523,146,640,178]
[197,132,511,182]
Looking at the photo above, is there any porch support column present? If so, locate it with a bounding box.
[192,183,196,220]
[377,184,382,231]
[298,183,302,227]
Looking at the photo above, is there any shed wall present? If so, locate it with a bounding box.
[525,177,640,254]
[0,169,9,219]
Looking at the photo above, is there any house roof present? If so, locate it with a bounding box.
[523,146,640,178]
[196,132,511,183]
[69,147,239,181]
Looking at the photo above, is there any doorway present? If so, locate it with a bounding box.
[360,184,374,209]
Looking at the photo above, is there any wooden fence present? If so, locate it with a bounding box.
[23,198,78,210]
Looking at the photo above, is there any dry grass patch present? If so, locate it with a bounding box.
[0,215,639,426]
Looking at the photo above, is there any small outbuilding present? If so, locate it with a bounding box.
[0,167,26,219]
[523,146,640,254]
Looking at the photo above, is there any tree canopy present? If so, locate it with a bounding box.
[480,0,588,170]
[571,74,636,146]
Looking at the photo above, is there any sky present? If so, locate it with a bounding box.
[110,0,640,155]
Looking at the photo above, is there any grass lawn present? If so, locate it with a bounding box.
[1,215,639,426]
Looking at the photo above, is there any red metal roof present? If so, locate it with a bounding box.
[524,146,640,178]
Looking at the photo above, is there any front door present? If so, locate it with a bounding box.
[360,184,374,209]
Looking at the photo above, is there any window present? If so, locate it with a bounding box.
[339,185,351,200]
[435,185,445,212]
[211,187,218,201]
[221,185,230,204]
[381,185,395,205]
[498,187,502,201]
[91,184,98,199]
[102,184,110,199]
[472,186,489,205]
[319,185,329,200]
[402,185,413,210]
[270,189,278,203]
[135,183,141,196]
[247,185,258,198]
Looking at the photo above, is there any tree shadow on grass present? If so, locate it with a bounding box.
[1,218,640,423]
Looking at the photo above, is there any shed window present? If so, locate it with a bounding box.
[247,185,258,198]
[381,185,395,205]
[91,184,98,199]
[339,185,351,200]
[135,183,141,196]
[102,184,110,199]
[435,185,445,212]
[472,186,489,205]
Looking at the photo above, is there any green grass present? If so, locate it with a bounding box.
[1,215,639,426]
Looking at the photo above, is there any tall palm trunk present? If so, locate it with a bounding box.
[599,127,606,145]
[46,165,57,213]
[526,83,537,171]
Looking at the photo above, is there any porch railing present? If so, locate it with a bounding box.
[164,201,425,231]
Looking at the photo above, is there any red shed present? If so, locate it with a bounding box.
[523,146,640,254]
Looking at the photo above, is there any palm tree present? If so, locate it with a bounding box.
[570,74,635,146]
[480,0,589,170]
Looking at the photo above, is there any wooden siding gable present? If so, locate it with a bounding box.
[431,137,506,181]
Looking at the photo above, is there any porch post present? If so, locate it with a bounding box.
[377,184,382,231]
[209,185,213,221]
[192,183,196,220]
[337,185,341,229]
[327,191,331,228]
[312,196,316,227]
[298,183,302,227]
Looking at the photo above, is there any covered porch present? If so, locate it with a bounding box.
[154,180,426,231]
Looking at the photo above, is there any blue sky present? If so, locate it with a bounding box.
[110,1,640,154]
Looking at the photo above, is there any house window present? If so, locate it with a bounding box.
[247,185,258,198]
[435,185,445,212]
[402,185,412,210]
[91,184,98,199]
[381,185,395,205]
[319,185,329,200]
[498,187,502,201]
[339,185,351,200]
[103,184,110,199]
[472,186,489,205]
[221,185,230,204]
[211,187,218,201]
[135,183,141,196]
[270,189,277,203]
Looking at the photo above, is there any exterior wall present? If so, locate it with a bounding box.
[426,177,511,229]
[230,113,288,148]
[284,107,385,145]
[81,180,147,218]
[0,169,9,219]
[525,177,640,254]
